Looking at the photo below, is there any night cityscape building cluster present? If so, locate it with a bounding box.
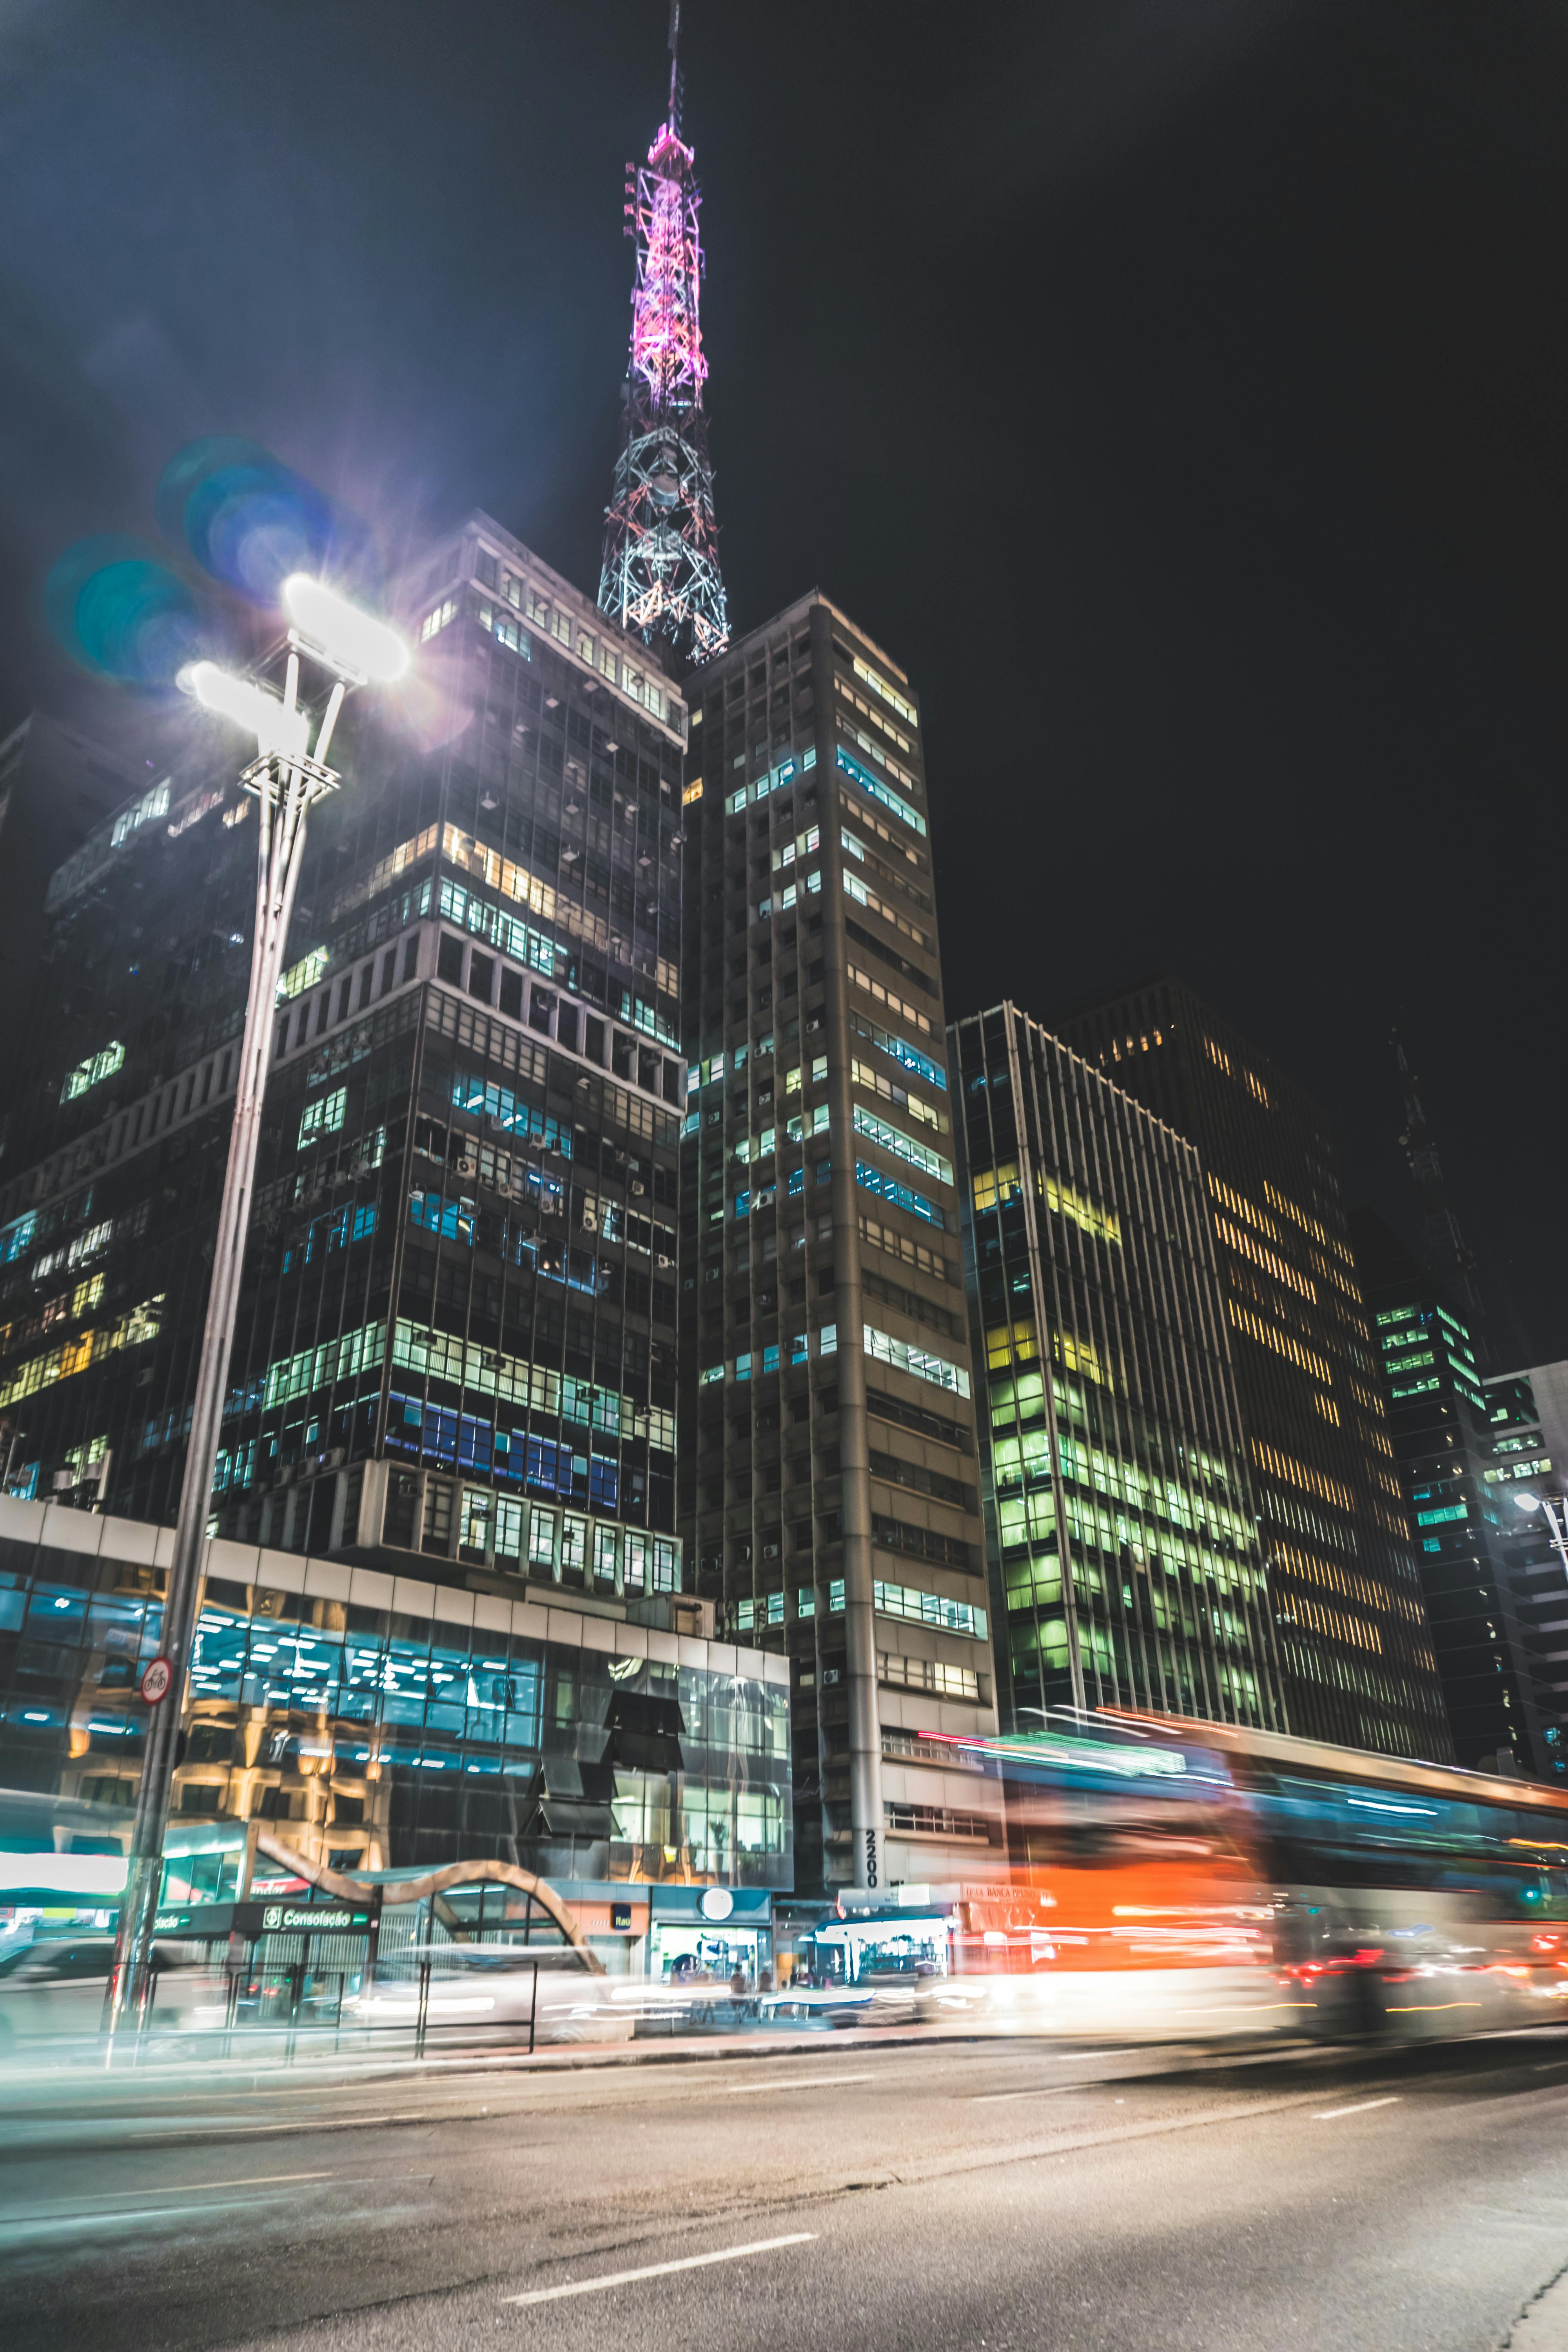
[0,13,1562,1990]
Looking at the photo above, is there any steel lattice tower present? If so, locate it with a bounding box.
[597,3,729,666]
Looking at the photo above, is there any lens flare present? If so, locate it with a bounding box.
[44,536,206,684]
[157,437,379,606]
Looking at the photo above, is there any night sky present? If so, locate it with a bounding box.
[0,1,1563,1356]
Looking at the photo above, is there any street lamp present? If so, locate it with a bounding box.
[105,578,407,2043]
[1515,1490,1568,1584]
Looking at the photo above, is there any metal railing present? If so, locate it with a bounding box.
[98,1955,544,2066]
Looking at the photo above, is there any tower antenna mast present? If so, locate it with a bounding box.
[597,0,728,666]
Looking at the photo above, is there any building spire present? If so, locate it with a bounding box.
[667,0,682,131]
[1392,1027,1490,1342]
[597,3,728,668]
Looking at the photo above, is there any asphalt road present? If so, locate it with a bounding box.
[5,2028,1568,2352]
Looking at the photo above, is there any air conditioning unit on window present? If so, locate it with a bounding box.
[456,1156,477,1178]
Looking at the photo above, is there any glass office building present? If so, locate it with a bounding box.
[1057,979,1449,1759]
[0,518,796,1893]
[677,594,1001,1897]
[951,1004,1285,1732]
[0,517,685,1585]
[1350,1208,1546,1775]
[0,1495,791,1897]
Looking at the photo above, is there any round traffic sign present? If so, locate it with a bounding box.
[140,1655,173,1704]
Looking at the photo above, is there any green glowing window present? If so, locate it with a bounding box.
[61,1040,125,1104]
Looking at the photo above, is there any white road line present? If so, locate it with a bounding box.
[717,2073,875,2094]
[91,2171,336,2198]
[1532,2061,1568,2072]
[971,2086,1078,2103]
[503,2232,816,2306]
[1313,2096,1402,2122]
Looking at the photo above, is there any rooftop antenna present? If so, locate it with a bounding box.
[597,0,728,666]
[667,1,685,136]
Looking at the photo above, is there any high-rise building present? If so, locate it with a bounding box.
[677,593,1001,1897]
[1056,980,1450,1760]
[1351,1207,1553,1777]
[1479,1359,1568,1784]
[950,1004,1287,1735]
[598,6,728,667]
[1498,1358,1568,1476]
[0,711,141,1138]
[0,517,793,1904]
[1391,1032,1490,1354]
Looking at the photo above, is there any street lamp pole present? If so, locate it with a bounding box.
[105,584,405,2040]
[1518,1490,1568,1586]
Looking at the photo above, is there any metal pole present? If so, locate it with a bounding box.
[1543,1497,1568,1587]
[529,1960,538,2056]
[287,1954,304,2063]
[107,718,339,2042]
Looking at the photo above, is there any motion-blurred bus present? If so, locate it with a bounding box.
[836,1716,1568,2042]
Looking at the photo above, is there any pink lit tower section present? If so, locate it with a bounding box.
[597,1,730,666]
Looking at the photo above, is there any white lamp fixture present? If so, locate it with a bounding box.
[181,661,310,762]
[282,573,409,684]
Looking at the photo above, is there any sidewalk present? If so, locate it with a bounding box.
[0,2014,968,2094]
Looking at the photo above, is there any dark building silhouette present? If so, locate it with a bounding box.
[1055,979,1450,1760]
[0,712,140,1143]
[1350,1207,1555,1777]
[1392,1031,1490,1354]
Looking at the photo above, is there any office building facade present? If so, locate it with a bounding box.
[951,1004,1285,1734]
[0,1494,792,1945]
[1056,980,1449,1759]
[1352,1209,1554,1777]
[0,711,141,1138]
[1480,1361,1568,1783]
[0,517,797,1889]
[677,593,1000,1897]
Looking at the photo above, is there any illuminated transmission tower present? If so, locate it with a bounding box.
[598,2,729,666]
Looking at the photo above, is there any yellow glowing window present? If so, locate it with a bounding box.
[1040,1172,1120,1247]
[682,779,703,806]
[985,1319,1038,1373]
[1054,1331,1109,1389]
[972,1161,1021,1215]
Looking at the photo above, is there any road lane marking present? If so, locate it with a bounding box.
[717,2073,874,2094]
[0,2172,406,2230]
[83,2171,336,2198]
[971,2086,1078,2103]
[1313,2097,1402,2121]
[503,2232,816,2305]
